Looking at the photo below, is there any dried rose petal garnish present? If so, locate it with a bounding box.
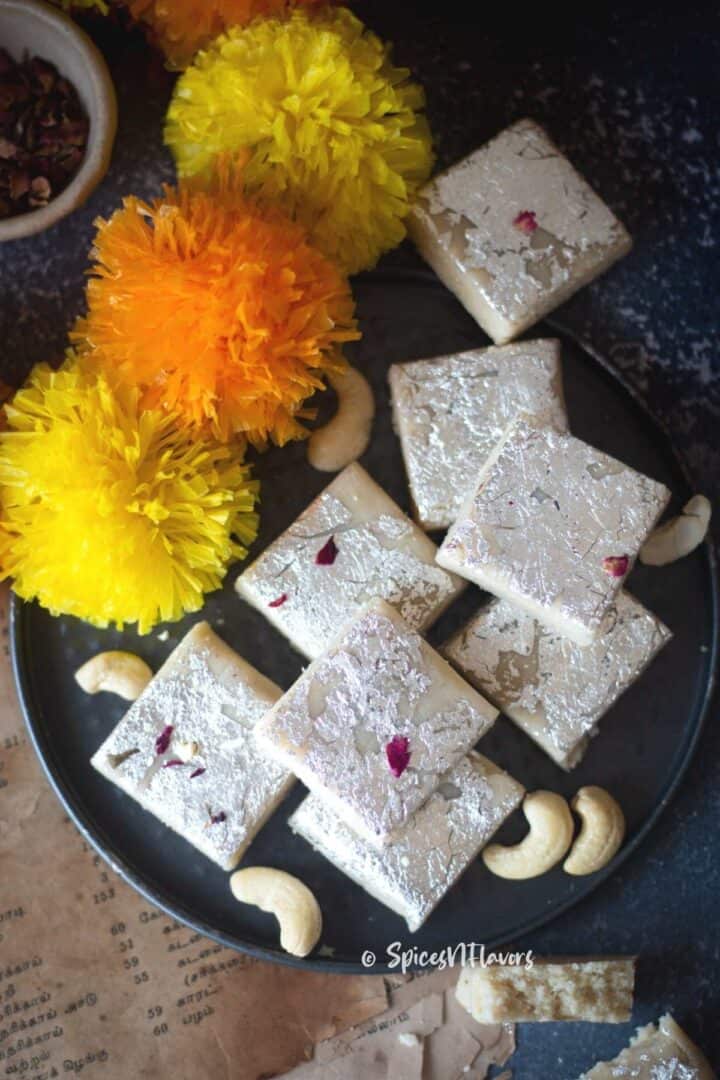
[209,810,226,825]
[513,210,538,234]
[162,758,185,768]
[190,767,206,779]
[269,593,288,608]
[602,554,630,578]
[386,735,411,778]
[315,536,339,565]
[0,49,89,221]
[155,725,174,755]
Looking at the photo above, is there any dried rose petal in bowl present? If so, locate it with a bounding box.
[0,0,117,241]
[0,49,89,220]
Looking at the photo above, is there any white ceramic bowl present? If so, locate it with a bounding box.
[0,0,117,241]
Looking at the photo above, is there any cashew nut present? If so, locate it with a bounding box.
[563,786,625,876]
[482,791,574,880]
[640,494,711,566]
[75,651,153,702]
[307,365,375,472]
[229,867,322,957]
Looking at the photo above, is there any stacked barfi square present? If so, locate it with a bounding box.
[255,598,524,927]
[235,462,465,660]
[91,622,293,870]
[443,591,671,770]
[433,416,671,766]
[389,339,568,530]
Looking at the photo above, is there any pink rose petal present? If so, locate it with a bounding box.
[269,593,288,608]
[386,735,411,778]
[315,536,339,565]
[602,554,630,578]
[513,210,538,234]
[155,725,174,755]
[162,759,185,769]
[190,767,206,779]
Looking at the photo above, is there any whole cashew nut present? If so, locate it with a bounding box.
[563,786,626,876]
[75,651,153,702]
[482,791,574,880]
[307,365,375,472]
[229,867,322,957]
[640,494,711,566]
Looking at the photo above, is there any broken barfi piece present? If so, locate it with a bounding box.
[456,957,635,1023]
[290,751,523,932]
[235,462,464,660]
[408,118,632,344]
[90,622,292,871]
[255,599,497,846]
[442,591,672,769]
[436,416,670,645]
[389,339,568,530]
[579,1014,714,1079]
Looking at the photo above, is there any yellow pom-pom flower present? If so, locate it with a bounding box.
[0,364,259,633]
[72,177,359,445]
[128,0,327,69]
[165,8,434,274]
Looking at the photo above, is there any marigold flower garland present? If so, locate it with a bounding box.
[72,175,359,446]
[0,364,259,633]
[165,7,434,274]
[128,0,327,69]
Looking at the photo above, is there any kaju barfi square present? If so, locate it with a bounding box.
[235,462,464,660]
[91,622,292,871]
[579,1014,714,1080]
[408,119,632,345]
[255,598,497,846]
[437,416,670,645]
[290,751,523,932]
[389,338,568,530]
[456,957,636,1023]
[443,591,671,769]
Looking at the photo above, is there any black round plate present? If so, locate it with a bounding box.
[11,270,718,973]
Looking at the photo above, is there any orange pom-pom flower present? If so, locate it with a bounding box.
[128,0,327,68]
[72,177,359,446]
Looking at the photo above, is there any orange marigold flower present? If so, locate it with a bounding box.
[72,178,359,446]
[128,0,328,68]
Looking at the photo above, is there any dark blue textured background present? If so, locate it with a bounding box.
[1,3,718,1075]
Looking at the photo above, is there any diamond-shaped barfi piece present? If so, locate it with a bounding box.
[437,416,670,646]
[90,622,292,870]
[290,751,523,931]
[408,119,632,344]
[235,463,464,660]
[443,591,671,769]
[389,339,568,530]
[255,599,498,846]
[578,1014,714,1080]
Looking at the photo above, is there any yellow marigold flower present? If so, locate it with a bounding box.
[0,364,259,633]
[72,177,359,445]
[128,0,326,69]
[165,8,434,274]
